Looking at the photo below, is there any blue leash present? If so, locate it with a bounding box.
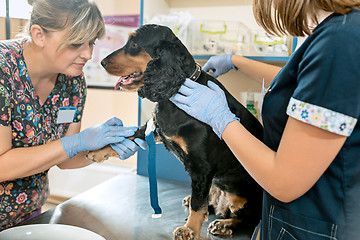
[145,131,162,217]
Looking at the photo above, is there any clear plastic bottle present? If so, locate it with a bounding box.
[246,89,258,119]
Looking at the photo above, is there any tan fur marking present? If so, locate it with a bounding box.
[227,194,248,213]
[86,145,119,162]
[256,226,261,240]
[109,50,151,75]
[185,205,208,238]
[165,135,188,154]
[151,114,162,143]
[208,185,248,216]
[103,46,151,92]
[128,31,136,37]
[209,185,228,216]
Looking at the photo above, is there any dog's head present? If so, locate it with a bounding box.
[101,24,196,102]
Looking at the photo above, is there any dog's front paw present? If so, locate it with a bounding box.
[173,226,196,240]
[86,145,119,163]
[207,219,234,236]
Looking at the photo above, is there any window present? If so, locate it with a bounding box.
[0,0,32,19]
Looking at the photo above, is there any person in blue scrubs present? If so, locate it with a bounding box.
[170,0,360,239]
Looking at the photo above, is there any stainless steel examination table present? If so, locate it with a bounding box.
[22,174,254,239]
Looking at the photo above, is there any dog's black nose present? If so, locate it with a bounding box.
[101,59,108,68]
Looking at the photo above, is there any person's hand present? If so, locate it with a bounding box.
[202,54,236,78]
[170,79,238,139]
[61,117,137,159]
[110,138,148,160]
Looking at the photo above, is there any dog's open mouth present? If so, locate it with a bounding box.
[115,71,144,90]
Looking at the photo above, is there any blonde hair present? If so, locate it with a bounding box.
[23,0,105,49]
[252,0,360,36]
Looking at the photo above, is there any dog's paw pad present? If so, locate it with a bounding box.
[173,226,195,240]
[86,145,119,163]
[86,151,107,163]
[208,220,233,236]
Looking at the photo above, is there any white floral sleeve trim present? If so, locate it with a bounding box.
[286,97,357,136]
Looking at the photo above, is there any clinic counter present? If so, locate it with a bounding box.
[22,174,254,240]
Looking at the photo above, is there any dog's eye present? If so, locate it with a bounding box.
[129,42,138,49]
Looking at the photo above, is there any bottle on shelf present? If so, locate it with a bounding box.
[246,89,258,119]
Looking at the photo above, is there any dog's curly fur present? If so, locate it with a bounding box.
[138,28,194,101]
[99,24,264,239]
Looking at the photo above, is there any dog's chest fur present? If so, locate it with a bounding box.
[153,100,238,176]
[153,101,202,163]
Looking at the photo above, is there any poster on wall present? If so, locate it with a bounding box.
[83,15,139,88]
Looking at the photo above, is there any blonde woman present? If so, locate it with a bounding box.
[171,0,360,239]
[0,0,146,230]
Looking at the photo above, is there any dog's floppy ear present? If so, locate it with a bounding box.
[138,38,193,102]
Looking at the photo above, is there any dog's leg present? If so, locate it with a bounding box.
[173,176,212,240]
[173,205,208,240]
[207,192,248,236]
[86,124,147,162]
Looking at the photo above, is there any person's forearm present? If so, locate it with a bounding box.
[231,55,281,87]
[57,151,93,169]
[0,140,69,182]
[222,118,345,203]
[222,120,277,193]
[55,121,93,169]
[222,120,308,203]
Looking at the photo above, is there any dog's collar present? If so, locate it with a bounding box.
[189,63,202,82]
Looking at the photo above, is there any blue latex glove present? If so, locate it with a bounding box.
[202,54,237,78]
[111,138,148,160]
[61,117,137,159]
[170,79,239,139]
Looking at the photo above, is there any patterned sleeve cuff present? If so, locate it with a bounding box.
[286,97,357,136]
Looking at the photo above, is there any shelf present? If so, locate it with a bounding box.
[193,37,297,62]
[141,0,298,63]
[166,0,252,8]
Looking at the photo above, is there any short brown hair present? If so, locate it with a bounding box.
[252,0,360,36]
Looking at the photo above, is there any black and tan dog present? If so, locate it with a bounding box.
[87,24,263,239]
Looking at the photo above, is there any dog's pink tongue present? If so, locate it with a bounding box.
[114,76,126,90]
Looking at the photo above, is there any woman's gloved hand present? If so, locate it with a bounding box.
[202,54,237,78]
[111,138,148,160]
[170,79,239,139]
[61,117,138,159]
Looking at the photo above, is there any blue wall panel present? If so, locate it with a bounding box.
[137,143,191,183]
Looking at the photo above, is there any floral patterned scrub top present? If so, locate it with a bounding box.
[0,39,86,230]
